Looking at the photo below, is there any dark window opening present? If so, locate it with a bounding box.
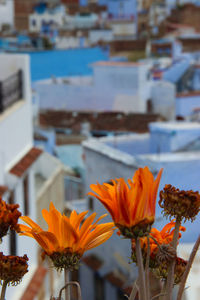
[8,191,17,255]
[147,99,153,113]
[94,273,105,300]
[23,175,29,215]
[88,197,94,211]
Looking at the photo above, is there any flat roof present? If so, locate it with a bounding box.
[140,151,200,162]
[150,122,200,132]
[92,61,143,67]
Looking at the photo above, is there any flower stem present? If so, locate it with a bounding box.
[129,278,139,300]
[145,237,150,300]
[0,281,8,300]
[135,237,147,300]
[177,234,200,300]
[64,269,70,300]
[164,218,181,300]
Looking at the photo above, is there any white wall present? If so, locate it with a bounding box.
[93,63,150,112]
[111,21,136,36]
[151,81,176,120]
[0,54,33,184]
[29,12,65,32]
[0,0,14,30]
[176,94,200,118]
[89,29,113,44]
[56,36,80,49]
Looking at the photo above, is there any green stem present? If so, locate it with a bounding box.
[64,269,70,300]
[177,235,200,300]
[135,237,147,300]
[0,281,8,300]
[164,218,181,300]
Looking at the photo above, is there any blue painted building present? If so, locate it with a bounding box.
[99,0,137,20]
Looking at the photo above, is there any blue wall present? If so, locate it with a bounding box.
[99,0,137,20]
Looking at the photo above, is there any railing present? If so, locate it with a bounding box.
[0,70,23,113]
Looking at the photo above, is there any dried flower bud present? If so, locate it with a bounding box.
[156,244,176,264]
[154,256,187,285]
[0,197,21,239]
[117,222,152,239]
[0,252,28,285]
[159,184,200,221]
[174,257,187,284]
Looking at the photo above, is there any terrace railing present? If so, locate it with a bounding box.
[0,70,23,113]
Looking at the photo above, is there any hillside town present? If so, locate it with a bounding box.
[0,0,200,300]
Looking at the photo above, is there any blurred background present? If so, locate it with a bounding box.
[0,0,200,299]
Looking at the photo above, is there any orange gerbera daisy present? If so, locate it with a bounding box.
[89,166,163,238]
[19,203,114,271]
[131,221,186,267]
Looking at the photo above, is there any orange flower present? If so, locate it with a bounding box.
[19,203,114,270]
[131,221,186,267]
[0,197,21,239]
[89,167,163,238]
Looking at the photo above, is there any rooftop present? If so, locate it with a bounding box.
[40,110,159,133]
[163,60,190,84]
[92,61,143,67]
[149,121,200,132]
[9,147,43,177]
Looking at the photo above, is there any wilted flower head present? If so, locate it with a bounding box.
[159,184,200,221]
[19,202,115,271]
[154,256,187,284]
[0,252,28,285]
[131,221,185,267]
[89,167,163,238]
[0,197,21,239]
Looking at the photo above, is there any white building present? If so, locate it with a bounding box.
[82,121,200,300]
[64,12,99,30]
[0,0,14,31]
[0,53,67,300]
[109,19,137,38]
[29,4,66,33]
[92,61,151,113]
[34,60,152,113]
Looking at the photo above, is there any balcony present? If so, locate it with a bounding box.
[0,70,23,113]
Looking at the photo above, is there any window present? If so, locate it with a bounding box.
[147,99,153,113]
[23,175,29,215]
[88,197,94,211]
[94,273,104,300]
[32,19,36,27]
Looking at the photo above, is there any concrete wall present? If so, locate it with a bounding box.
[36,167,65,230]
[151,81,176,120]
[111,21,137,36]
[176,94,200,118]
[89,29,113,44]
[149,122,200,153]
[0,54,33,184]
[0,0,14,30]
